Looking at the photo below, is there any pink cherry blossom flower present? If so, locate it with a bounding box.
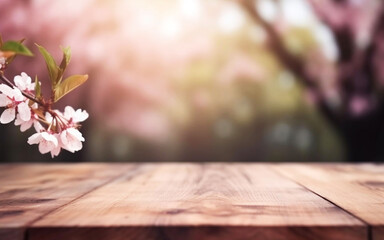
[27,131,61,158]
[0,84,30,124]
[15,113,37,132]
[14,102,38,132]
[60,127,85,153]
[64,106,89,124]
[14,72,35,92]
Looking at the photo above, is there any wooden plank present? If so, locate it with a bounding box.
[0,163,131,240]
[272,163,384,240]
[31,163,366,240]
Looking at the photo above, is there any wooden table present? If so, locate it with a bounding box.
[0,163,383,240]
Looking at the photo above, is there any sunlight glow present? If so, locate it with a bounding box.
[217,4,245,34]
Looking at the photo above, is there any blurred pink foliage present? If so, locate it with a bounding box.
[309,0,380,48]
[1,0,235,142]
[5,0,382,162]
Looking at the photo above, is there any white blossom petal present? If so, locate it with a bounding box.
[50,147,61,158]
[21,119,34,132]
[41,132,58,147]
[50,135,61,157]
[74,109,89,122]
[14,72,34,92]
[67,128,85,141]
[12,88,24,102]
[0,84,14,97]
[38,140,53,154]
[64,106,75,119]
[27,132,42,145]
[60,130,69,146]
[17,102,31,121]
[35,132,58,154]
[0,108,15,124]
[14,114,23,126]
[15,114,34,132]
[45,112,53,123]
[70,140,82,152]
[60,128,84,153]
[14,76,25,90]
[64,106,88,123]
[28,131,61,157]
[0,94,10,107]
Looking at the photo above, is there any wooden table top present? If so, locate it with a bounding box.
[0,163,383,240]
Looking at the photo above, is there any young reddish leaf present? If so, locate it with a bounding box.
[54,74,88,102]
[34,75,41,99]
[36,44,59,88]
[1,41,33,56]
[0,51,16,66]
[0,35,3,48]
[0,51,16,58]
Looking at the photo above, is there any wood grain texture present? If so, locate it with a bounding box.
[0,163,130,240]
[273,163,384,240]
[30,163,365,240]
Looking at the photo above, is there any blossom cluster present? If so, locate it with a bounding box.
[0,37,89,158]
[0,72,88,157]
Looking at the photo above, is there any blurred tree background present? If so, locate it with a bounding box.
[0,0,382,162]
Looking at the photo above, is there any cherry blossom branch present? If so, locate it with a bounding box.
[238,0,316,89]
[0,37,89,158]
[237,0,345,127]
[0,72,45,106]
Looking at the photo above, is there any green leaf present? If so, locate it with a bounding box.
[36,44,59,88]
[56,68,64,86]
[1,41,33,56]
[57,46,71,84]
[34,75,41,99]
[59,46,71,70]
[54,74,88,102]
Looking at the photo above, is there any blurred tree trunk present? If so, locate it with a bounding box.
[240,0,384,162]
